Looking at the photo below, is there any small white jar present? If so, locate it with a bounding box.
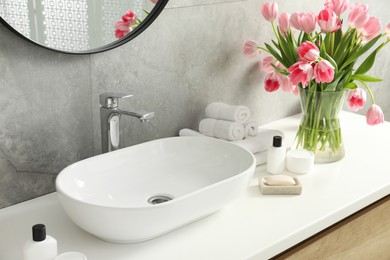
[286,149,314,174]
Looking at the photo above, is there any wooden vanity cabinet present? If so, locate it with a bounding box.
[273,196,390,259]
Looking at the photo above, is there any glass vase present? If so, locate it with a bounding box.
[293,88,347,163]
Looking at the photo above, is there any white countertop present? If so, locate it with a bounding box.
[1,112,390,260]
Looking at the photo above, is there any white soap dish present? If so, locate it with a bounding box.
[259,175,302,195]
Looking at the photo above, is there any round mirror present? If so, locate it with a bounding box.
[0,0,168,54]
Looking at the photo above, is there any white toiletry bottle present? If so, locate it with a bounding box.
[23,224,57,260]
[267,135,286,174]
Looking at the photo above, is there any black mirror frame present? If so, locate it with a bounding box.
[0,0,169,55]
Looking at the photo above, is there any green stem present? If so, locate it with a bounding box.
[271,21,281,43]
[330,33,335,56]
[357,80,375,104]
[375,37,390,53]
[291,30,298,46]
[326,33,331,54]
[295,89,346,158]
[259,47,271,54]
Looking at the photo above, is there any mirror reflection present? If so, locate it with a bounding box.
[0,0,158,52]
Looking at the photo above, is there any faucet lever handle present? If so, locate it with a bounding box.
[99,92,133,108]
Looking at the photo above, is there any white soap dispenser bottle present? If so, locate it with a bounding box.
[23,224,57,260]
[267,135,286,174]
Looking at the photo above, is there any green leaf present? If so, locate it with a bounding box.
[344,82,358,89]
[336,69,353,91]
[354,39,389,75]
[351,74,383,82]
[272,39,293,66]
[271,64,289,76]
[323,33,331,54]
[354,50,377,75]
[298,31,304,46]
[333,29,353,64]
[339,34,382,71]
[264,43,289,68]
[334,29,342,49]
[271,39,281,51]
[320,35,327,56]
[276,28,297,66]
[324,53,338,72]
[286,31,299,61]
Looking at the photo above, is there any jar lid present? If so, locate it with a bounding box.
[54,252,87,260]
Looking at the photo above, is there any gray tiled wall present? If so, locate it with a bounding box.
[0,24,93,207]
[1,0,389,208]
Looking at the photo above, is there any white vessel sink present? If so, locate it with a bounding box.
[56,137,255,243]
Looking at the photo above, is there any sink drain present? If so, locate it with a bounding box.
[147,195,173,205]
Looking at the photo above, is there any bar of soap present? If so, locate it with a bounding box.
[259,175,302,195]
[263,175,296,186]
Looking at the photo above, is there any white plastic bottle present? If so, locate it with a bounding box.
[23,224,57,260]
[267,135,286,174]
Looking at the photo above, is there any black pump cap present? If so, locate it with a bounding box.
[272,135,283,147]
[32,224,46,242]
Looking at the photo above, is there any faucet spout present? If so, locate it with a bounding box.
[117,109,155,122]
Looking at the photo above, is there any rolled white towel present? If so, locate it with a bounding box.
[205,102,250,124]
[244,120,258,138]
[232,129,284,154]
[199,118,245,141]
[179,128,206,137]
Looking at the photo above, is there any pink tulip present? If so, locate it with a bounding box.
[115,21,129,31]
[296,41,320,62]
[287,61,314,87]
[261,2,278,22]
[261,56,280,72]
[366,104,384,126]
[347,88,367,111]
[348,3,369,29]
[289,13,300,30]
[264,71,282,92]
[122,10,137,24]
[150,0,158,3]
[114,10,138,39]
[114,21,131,39]
[361,17,382,41]
[243,41,259,58]
[325,0,349,16]
[318,9,341,33]
[299,13,318,34]
[280,75,295,93]
[115,29,127,39]
[290,12,317,34]
[278,13,290,36]
[314,60,335,83]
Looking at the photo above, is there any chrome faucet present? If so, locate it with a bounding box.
[99,92,155,153]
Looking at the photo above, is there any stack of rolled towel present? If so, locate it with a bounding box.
[199,102,256,141]
[178,102,284,166]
